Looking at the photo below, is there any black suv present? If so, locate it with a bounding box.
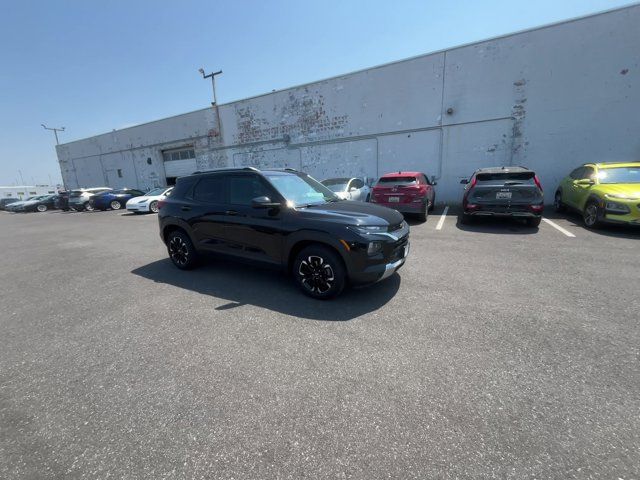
[459,166,544,227]
[158,168,410,299]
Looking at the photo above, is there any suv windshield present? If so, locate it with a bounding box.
[597,167,640,184]
[146,187,166,196]
[264,173,337,206]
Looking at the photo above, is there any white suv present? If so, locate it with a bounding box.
[69,187,112,211]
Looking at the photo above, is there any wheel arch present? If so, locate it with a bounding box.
[285,234,349,274]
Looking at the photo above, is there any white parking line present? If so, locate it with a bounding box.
[542,217,576,237]
[435,206,449,230]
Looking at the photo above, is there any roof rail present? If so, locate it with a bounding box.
[191,166,260,175]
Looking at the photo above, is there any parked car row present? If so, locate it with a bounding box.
[2,186,173,214]
[320,171,437,221]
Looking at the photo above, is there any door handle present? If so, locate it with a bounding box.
[181,206,191,211]
[225,210,238,216]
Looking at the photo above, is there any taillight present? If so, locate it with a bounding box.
[534,175,543,191]
[529,204,544,212]
[469,176,477,188]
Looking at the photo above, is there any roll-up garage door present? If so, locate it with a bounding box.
[163,148,197,178]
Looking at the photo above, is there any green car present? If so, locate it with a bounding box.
[555,162,640,228]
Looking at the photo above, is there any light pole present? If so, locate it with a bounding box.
[199,68,223,141]
[198,68,222,106]
[41,124,65,145]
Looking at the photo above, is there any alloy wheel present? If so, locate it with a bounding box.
[37,204,47,212]
[84,202,94,212]
[584,204,598,226]
[169,236,189,266]
[150,201,159,213]
[110,200,121,210]
[298,255,335,294]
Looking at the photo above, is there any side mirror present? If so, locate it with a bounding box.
[251,196,280,208]
[575,179,595,186]
[460,179,469,185]
[431,177,438,186]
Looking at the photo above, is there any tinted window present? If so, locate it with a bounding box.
[193,176,225,203]
[377,176,417,186]
[582,167,595,180]
[228,175,273,205]
[569,168,584,180]
[476,172,535,184]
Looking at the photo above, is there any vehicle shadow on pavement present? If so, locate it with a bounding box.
[131,258,401,321]
[544,211,640,239]
[454,216,539,234]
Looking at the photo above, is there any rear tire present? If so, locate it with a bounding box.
[417,205,428,222]
[36,204,47,212]
[583,200,601,229]
[83,202,93,212]
[110,200,122,210]
[554,191,566,213]
[460,213,473,225]
[167,230,199,270]
[293,245,346,299]
[527,217,542,228]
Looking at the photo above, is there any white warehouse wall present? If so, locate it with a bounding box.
[56,4,640,204]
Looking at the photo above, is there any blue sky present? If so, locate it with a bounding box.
[0,0,633,185]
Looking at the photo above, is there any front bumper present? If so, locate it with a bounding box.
[126,203,148,212]
[602,199,640,225]
[347,232,410,285]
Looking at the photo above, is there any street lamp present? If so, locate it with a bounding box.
[41,124,65,145]
[198,68,223,106]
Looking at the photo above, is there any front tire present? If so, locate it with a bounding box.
[293,245,346,299]
[583,200,601,229]
[149,201,159,213]
[83,202,93,212]
[36,204,47,212]
[167,230,198,270]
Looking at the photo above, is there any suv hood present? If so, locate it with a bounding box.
[595,183,640,199]
[295,200,403,226]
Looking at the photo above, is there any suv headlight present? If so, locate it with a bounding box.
[346,225,387,235]
[605,200,630,213]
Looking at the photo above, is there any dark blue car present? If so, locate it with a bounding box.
[89,188,146,211]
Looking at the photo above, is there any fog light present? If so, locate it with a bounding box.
[367,241,383,256]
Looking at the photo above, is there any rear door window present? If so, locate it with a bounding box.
[193,176,226,204]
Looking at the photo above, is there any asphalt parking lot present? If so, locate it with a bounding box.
[1,208,639,479]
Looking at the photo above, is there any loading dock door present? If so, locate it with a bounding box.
[163,148,197,181]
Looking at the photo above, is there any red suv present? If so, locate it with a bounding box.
[370,171,436,221]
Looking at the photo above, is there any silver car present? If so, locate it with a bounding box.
[321,177,372,202]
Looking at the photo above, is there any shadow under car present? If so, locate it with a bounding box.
[131,257,401,321]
